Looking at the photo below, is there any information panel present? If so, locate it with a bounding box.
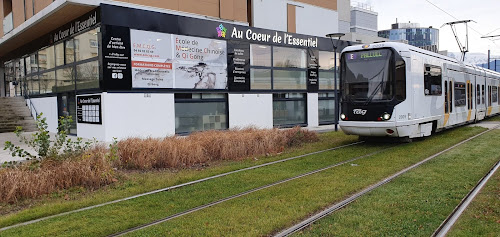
[130,29,228,89]
[307,49,319,92]
[77,95,102,124]
[227,41,250,91]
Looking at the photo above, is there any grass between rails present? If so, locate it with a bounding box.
[448,167,500,236]
[116,128,488,236]
[0,131,357,231]
[296,130,500,236]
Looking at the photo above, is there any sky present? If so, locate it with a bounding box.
[355,0,500,55]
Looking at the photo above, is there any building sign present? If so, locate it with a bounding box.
[228,27,318,48]
[50,9,100,44]
[101,25,132,91]
[129,30,227,89]
[227,41,250,91]
[130,30,174,88]
[77,95,102,124]
[307,49,319,92]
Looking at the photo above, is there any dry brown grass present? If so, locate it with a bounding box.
[117,127,318,170]
[0,127,317,203]
[0,147,115,203]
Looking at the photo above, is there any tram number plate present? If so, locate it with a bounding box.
[398,115,406,120]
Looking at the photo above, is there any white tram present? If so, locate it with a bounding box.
[339,42,500,138]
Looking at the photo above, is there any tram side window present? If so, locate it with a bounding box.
[424,64,442,96]
[454,83,466,107]
[490,85,497,104]
[477,84,480,104]
[482,85,485,104]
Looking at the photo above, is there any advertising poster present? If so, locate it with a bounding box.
[173,35,227,89]
[130,29,174,88]
[101,25,132,90]
[76,95,102,124]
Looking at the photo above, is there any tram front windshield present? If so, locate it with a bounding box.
[342,49,393,102]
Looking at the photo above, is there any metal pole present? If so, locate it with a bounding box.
[334,46,338,132]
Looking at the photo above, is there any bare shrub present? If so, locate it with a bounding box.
[116,127,318,170]
[0,147,115,203]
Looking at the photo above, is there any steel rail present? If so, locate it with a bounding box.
[108,145,397,237]
[274,124,500,237]
[0,141,363,232]
[432,159,500,237]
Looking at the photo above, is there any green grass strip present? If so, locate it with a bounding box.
[0,138,382,236]
[115,128,484,236]
[0,132,357,228]
[447,165,500,236]
[296,130,500,236]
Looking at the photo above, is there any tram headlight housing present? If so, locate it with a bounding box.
[340,113,346,120]
[381,113,391,121]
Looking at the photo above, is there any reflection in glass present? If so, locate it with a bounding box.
[250,44,271,67]
[273,100,306,126]
[76,60,99,90]
[56,68,75,92]
[175,102,227,133]
[55,42,64,67]
[273,47,306,68]
[31,75,40,95]
[273,70,306,90]
[40,71,56,94]
[75,29,99,61]
[38,46,55,71]
[319,71,335,90]
[29,53,38,74]
[319,51,336,70]
[250,69,271,90]
[318,98,335,124]
[65,39,75,64]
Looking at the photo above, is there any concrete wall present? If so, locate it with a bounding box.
[307,93,319,127]
[295,1,338,37]
[28,96,58,133]
[228,93,273,129]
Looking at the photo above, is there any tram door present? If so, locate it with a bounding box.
[444,79,450,125]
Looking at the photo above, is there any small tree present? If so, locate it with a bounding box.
[4,113,96,161]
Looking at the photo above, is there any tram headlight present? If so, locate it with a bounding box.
[382,113,391,121]
[340,113,346,120]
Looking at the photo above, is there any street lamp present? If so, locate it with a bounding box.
[326,33,345,132]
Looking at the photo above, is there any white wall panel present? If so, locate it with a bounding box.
[295,2,338,37]
[307,93,319,127]
[29,97,58,133]
[229,93,273,129]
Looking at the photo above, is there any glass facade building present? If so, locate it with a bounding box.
[378,24,439,50]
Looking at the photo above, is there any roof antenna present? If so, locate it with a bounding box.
[441,20,476,61]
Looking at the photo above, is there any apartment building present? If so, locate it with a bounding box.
[0,0,353,140]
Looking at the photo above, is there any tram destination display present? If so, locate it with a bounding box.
[77,95,102,124]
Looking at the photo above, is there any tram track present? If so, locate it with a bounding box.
[108,145,398,237]
[0,141,363,232]
[432,159,500,237]
[274,124,500,237]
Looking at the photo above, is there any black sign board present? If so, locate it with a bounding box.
[227,41,250,91]
[307,49,319,92]
[49,8,101,44]
[77,95,102,124]
[101,25,132,91]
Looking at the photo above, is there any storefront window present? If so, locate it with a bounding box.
[75,29,99,61]
[175,93,228,134]
[250,69,271,90]
[30,75,40,95]
[318,93,335,124]
[65,39,75,64]
[250,44,271,67]
[273,47,307,68]
[319,71,335,90]
[29,53,38,74]
[38,46,55,71]
[55,42,64,67]
[56,68,75,92]
[273,70,306,90]
[76,60,99,90]
[40,71,56,94]
[273,93,306,127]
[319,51,335,70]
